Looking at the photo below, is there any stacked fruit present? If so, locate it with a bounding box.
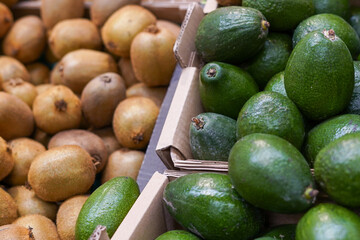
[160,0,360,239]
[0,0,180,239]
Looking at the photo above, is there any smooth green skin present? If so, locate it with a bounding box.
[163,173,264,240]
[189,112,236,161]
[246,33,292,89]
[263,224,296,240]
[242,0,314,31]
[75,177,140,240]
[199,62,259,119]
[155,230,201,240]
[313,0,350,19]
[293,14,360,58]
[350,8,360,37]
[285,30,354,121]
[304,114,360,165]
[237,91,305,150]
[195,6,268,64]
[346,61,360,114]
[296,203,360,240]
[264,71,287,97]
[314,133,360,207]
[228,133,315,214]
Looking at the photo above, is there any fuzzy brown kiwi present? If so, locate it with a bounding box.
[156,20,181,37]
[0,3,13,38]
[56,195,88,240]
[0,0,18,7]
[45,45,60,64]
[113,96,159,149]
[49,19,102,59]
[0,224,34,239]
[49,63,62,85]
[41,0,84,29]
[2,78,37,108]
[118,57,140,88]
[2,16,46,64]
[101,148,144,183]
[48,129,108,173]
[92,127,122,156]
[0,92,34,141]
[26,63,50,86]
[126,82,167,107]
[81,72,126,129]
[13,214,60,240]
[217,0,242,6]
[32,128,52,147]
[0,137,13,181]
[35,84,54,95]
[27,145,96,202]
[4,138,46,186]
[0,188,18,226]
[32,85,82,134]
[0,56,31,84]
[8,186,58,221]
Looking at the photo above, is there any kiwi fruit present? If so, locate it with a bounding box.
[45,45,60,64]
[0,3,13,39]
[13,214,60,240]
[55,49,118,94]
[0,188,18,226]
[32,128,51,147]
[2,78,37,108]
[156,20,181,37]
[217,0,242,6]
[49,63,62,85]
[101,5,156,57]
[0,0,18,7]
[0,92,34,141]
[81,72,126,129]
[0,224,34,239]
[32,85,82,134]
[92,127,122,156]
[131,25,176,87]
[41,0,84,29]
[8,186,58,221]
[28,145,96,202]
[101,148,144,183]
[4,138,46,186]
[118,57,140,88]
[56,195,88,240]
[126,83,167,107]
[26,63,50,86]
[49,19,102,59]
[2,16,46,64]
[35,83,54,95]
[0,56,31,84]
[0,137,13,181]
[48,129,108,173]
[113,96,159,149]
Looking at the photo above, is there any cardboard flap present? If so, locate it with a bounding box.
[203,0,218,13]
[90,226,110,240]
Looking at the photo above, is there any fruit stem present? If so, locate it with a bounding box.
[55,99,67,112]
[28,226,35,239]
[303,186,319,202]
[191,117,205,130]
[261,20,270,31]
[132,133,144,144]
[323,29,336,41]
[206,67,217,78]
[101,75,111,83]
[146,24,159,34]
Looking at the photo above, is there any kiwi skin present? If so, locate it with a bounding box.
[92,127,122,156]
[0,188,18,226]
[2,78,37,108]
[0,224,34,240]
[0,136,14,181]
[0,3,13,39]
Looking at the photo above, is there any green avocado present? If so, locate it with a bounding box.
[155,230,201,240]
[195,6,269,64]
[199,61,259,119]
[75,177,140,239]
[296,203,360,240]
[313,0,350,19]
[264,71,287,97]
[228,133,316,214]
[236,91,305,150]
[189,112,236,161]
[304,114,360,165]
[285,29,354,121]
[262,224,296,240]
[292,13,360,58]
[242,0,315,31]
[315,132,360,207]
[163,173,264,240]
[346,61,360,114]
[245,33,292,89]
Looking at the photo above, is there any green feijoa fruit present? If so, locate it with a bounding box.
[304,114,360,165]
[245,33,292,89]
[263,224,296,240]
[237,91,305,150]
[293,14,360,58]
[346,61,360,114]
[242,0,315,31]
[264,71,287,97]
[75,177,140,239]
[350,8,360,37]
[155,230,201,240]
[228,133,317,214]
[313,0,350,19]
[296,203,360,240]
[189,112,236,161]
[314,132,360,207]
[199,62,259,119]
[285,29,354,121]
[195,6,269,64]
[163,173,265,240]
